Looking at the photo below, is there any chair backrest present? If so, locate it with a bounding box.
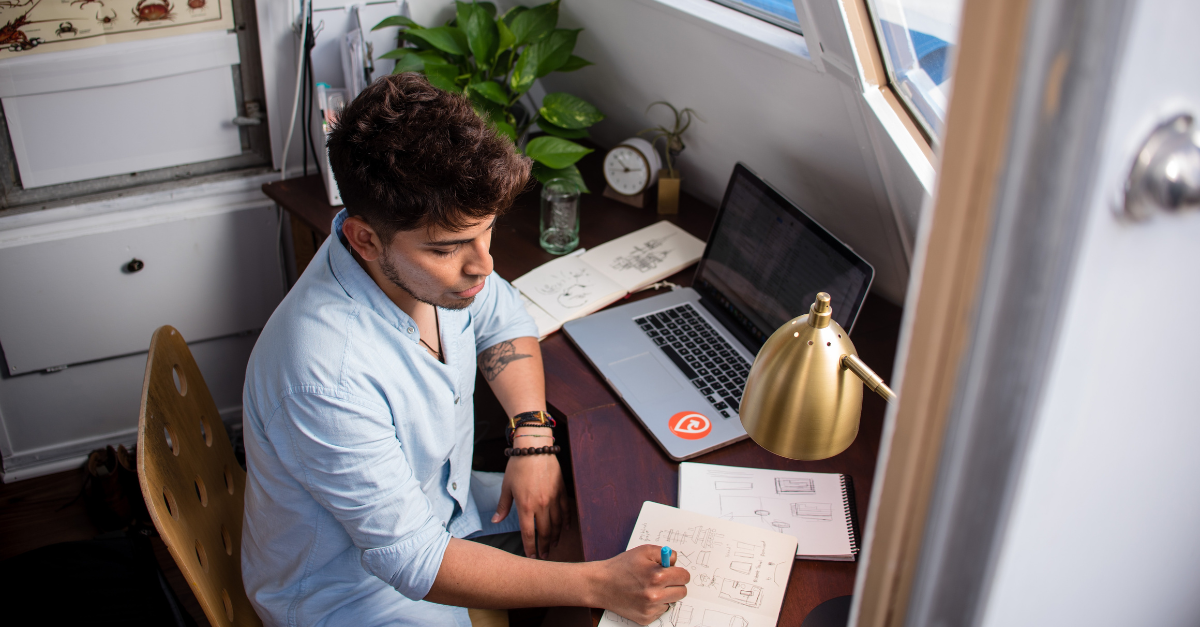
[138,325,261,627]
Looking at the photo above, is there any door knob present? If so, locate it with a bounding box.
[1124,114,1200,220]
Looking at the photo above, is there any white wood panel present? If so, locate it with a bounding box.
[0,204,283,375]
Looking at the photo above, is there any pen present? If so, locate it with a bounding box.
[661,545,672,567]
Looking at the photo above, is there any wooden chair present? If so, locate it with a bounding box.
[138,326,261,626]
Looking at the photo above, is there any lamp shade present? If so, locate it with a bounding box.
[740,293,892,460]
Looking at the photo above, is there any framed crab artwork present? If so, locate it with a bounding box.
[0,0,232,60]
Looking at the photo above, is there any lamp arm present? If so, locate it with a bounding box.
[842,354,897,401]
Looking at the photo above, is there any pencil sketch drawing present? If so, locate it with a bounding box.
[790,502,833,521]
[775,477,815,494]
[699,608,749,627]
[729,561,752,574]
[718,577,764,609]
[669,602,694,626]
[533,267,598,309]
[610,235,675,273]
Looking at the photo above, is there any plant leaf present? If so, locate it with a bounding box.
[496,16,516,52]
[556,54,593,72]
[500,5,526,25]
[525,136,592,169]
[478,2,497,18]
[535,28,580,76]
[378,47,415,60]
[391,52,425,74]
[539,92,605,130]
[536,118,590,139]
[510,0,559,46]
[457,1,498,65]
[423,63,462,92]
[531,162,589,193]
[510,44,540,95]
[404,26,469,57]
[468,81,509,105]
[373,15,421,30]
[492,120,518,143]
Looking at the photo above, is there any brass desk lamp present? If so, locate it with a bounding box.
[740,292,896,460]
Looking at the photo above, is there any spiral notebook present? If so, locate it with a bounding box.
[677,462,861,561]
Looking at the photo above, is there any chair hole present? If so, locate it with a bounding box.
[162,486,179,520]
[200,416,212,447]
[195,539,209,573]
[224,465,234,495]
[222,588,234,622]
[172,364,187,396]
[221,524,233,555]
[194,475,208,507]
[163,424,179,456]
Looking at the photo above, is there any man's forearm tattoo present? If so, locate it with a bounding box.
[478,340,532,381]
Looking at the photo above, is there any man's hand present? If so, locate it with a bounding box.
[593,545,691,625]
[494,447,569,559]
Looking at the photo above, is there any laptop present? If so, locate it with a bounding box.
[562,163,875,460]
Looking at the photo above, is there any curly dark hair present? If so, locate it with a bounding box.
[326,73,531,238]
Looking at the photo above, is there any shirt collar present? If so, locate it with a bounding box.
[328,209,423,343]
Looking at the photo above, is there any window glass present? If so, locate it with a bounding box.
[710,0,803,34]
[868,0,962,141]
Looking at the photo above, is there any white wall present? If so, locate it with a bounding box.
[980,1,1200,625]
[540,0,931,304]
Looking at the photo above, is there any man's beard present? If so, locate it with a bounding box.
[378,252,476,310]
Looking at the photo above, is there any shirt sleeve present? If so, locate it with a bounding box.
[263,391,450,601]
[470,273,539,353]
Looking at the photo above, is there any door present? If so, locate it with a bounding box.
[853,1,1200,626]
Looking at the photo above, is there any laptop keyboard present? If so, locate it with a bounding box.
[634,303,752,419]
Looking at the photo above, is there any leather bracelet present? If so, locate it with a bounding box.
[504,445,561,457]
[506,410,556,444]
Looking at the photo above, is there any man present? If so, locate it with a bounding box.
[241,73,688,626]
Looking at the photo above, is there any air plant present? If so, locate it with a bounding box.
[639,101,700,179]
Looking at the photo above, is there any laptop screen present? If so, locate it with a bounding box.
[693,163,874,347]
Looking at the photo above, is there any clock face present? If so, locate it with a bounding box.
[604,145,651,195]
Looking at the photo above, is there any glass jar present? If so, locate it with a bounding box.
[539,178,582,255]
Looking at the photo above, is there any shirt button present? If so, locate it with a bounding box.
[407,326,415,334]
[451,482,458,490]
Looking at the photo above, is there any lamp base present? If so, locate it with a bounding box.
[801,595,853,627]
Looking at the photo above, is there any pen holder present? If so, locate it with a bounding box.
[539,178,582,255]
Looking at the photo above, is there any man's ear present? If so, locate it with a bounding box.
[342,216,385,261]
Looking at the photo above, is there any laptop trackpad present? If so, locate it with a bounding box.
[610,352,683,403]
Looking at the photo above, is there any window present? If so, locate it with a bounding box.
[866,0,962,142]
[710,0,803,34]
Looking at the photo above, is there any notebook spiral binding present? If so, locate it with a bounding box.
[840,474,862,556]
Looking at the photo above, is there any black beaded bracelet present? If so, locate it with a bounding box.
[503,445,562,457]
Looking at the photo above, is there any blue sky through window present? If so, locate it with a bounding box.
[734,0,799,23]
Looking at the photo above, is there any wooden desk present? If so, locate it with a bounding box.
[262,153,902,625]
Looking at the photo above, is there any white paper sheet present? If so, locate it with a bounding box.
[677,463,856,561]
[598,501,797,627]
[511,255,626,325]
[582,221,707,292]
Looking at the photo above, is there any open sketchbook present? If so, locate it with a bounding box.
[599,501,797,627]
[512,221,706,339]
[678,463,860,561]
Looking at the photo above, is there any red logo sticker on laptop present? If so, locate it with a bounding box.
[669,412,712,440]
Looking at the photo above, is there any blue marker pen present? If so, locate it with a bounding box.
[661,546,673,567]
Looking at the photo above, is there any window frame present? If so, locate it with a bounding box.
[843,0,939,156]
[707,0,804,35]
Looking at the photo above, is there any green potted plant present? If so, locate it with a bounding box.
[374,1,601,192]
[639,101,699,214]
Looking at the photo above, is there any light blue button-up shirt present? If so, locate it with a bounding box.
[241,209,537,626]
